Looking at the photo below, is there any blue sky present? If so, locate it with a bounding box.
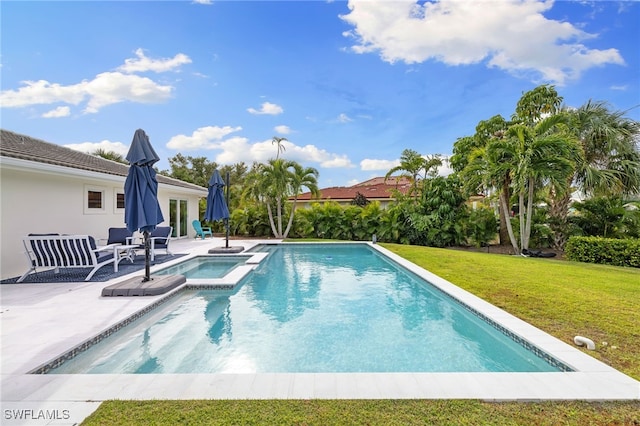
[2,0,639,188]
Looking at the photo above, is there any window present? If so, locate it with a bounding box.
[88,191,103,209]
[84,185,106,214]
[116,193,125,209]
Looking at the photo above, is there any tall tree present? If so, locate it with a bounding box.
[244,159,318,239]
[548,100,640,248]
[272,136,288,159]
[283,162,320,238]
[456,85,576,253]
[385,149,442,199]
[499,115,578,252]
[162,154,218,187]
[453,115,512,245]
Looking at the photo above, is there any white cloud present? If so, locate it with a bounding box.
[65,140,129,157]
[247,101,284,115]
[166,125,243,150]
[167,126,354,168]
[0,51,181,113]
[284,143,354,168]
[337,113,353,123]
[117,48,192,74]
[1,79,87,108]
[436,156,453,177]
[192,0,213,4]
[610,85,628,91]
[274,125,291,134]
[83,72,173,113]
[42,106,70,118]
[341,0,624,84]
[360,158,400,171]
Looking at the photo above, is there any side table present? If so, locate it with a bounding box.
[114,244,138,272]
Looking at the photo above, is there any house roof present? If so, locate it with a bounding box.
[295,177,412,202]
[0,129,207,193]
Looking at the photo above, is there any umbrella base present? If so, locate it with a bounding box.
[208,246,245,254]
[101,274,186,297]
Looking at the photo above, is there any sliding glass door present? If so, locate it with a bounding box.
[169,199,189,238]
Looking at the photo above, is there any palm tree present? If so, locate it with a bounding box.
[385,149,442,199]
[504,115,579,252]
[244,159,318,239]
[463,113,578,254]
[272,137,288,159]
[453,115,512,245]
[92,149,127,164]
[547,100,640,248]
[283,162,319,238]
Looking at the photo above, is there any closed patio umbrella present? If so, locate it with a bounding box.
[204,169,230,247]
[124,129,164,282]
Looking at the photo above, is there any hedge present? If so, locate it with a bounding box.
[565,236,640,268]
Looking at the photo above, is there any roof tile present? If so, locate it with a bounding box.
[0,129,207,192]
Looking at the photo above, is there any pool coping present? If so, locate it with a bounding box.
[1,240,639,425]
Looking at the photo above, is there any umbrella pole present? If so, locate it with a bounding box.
[225,171,230,248]
[143,230,151,282]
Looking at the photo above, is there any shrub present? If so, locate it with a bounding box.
[466,207,498,248]
[565,236,640,268]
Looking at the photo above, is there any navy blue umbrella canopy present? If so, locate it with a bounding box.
[204,170,230,222]
[124,129,164,282]
[124,129,164,233]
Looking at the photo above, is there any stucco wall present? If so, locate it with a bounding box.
[0,166,204,280]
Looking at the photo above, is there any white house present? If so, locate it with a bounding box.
[0,129,208,280]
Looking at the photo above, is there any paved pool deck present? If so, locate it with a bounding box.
[1,238,638,425]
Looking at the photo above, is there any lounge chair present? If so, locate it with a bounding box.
[133,226,173,261]
[192,220,213,240]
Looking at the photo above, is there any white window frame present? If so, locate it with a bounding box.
[84,185,106,215]
[114,189,125,214]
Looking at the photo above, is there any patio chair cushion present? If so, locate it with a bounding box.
[107,227,133,245]
[150,227,171,248]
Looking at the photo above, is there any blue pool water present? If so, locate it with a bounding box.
[154,255,249,279]
[48,244,563,374]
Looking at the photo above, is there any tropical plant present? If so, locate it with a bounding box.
[351,191,370,207]
[570,196,640,239]
[244,159,318,239]
[377,204,408,244]
[548,100,640,248]
[455,85,582,254]
[92,149,127,164]
[418,175,468,247]
[504,116,578,253]
[465,207,498,248]
[385,149,442,199]
[354,202,382,241]
[453,115,512,245]
[272,136,288,159]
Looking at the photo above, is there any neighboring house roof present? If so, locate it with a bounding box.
[295,177,412,202]
[0,129,207,193]
[353,176,412,187]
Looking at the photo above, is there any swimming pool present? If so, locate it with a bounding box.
[46,243,568,374]
[154,255,250,279]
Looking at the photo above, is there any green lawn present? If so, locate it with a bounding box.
[82,244,640,425]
